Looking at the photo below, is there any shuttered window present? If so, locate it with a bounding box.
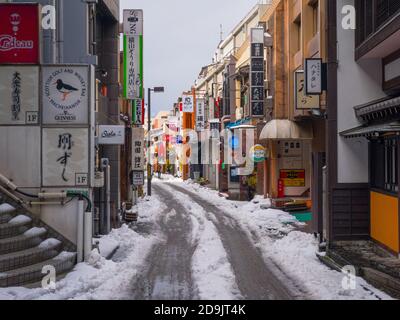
[356,0,400,46]
[376,0,400,28]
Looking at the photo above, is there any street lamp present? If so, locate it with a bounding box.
[147,86,165,196]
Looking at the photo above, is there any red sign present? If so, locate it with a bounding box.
[0,4,40,64]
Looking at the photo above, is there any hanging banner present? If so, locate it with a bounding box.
[123,9,143,36]
[250,28,265,118]
[0,66,39,125]
[42,128,89,187]
[123,35,143,100]
[295,70,320,109]
[196,99,205,132]
[132,127,145,171]
[98,125,125,145]
[42,65,89,125]
[182,95,194,113]
[132,99,144,125]
[0,3,40,64]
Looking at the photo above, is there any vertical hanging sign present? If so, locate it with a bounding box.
[123,10,143,100]
[132,99,144,125]
[250,28,265,118]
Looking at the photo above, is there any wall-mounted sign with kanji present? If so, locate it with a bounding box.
[305,58,323,95]
[0,66,39,125]
[42,128,89,187]
[132,127,144,171]
[250,28,265,118]
[295,70,320,110]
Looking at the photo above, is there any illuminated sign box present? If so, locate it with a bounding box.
[0,4,40,64]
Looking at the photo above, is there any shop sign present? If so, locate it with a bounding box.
[123,9,143,36]
[42,66,89,125]
[295,71,320,110]
[0,66,39,125]
[98,125,125,145]
[280,169,306,187]
[250,144,266,163]
[123,35,143,99]
[250,28,265,118]
[229,135,240,150]
[132,127,144,171]
[132,99,144,125]
[196,99,205,131]
[0,4,40,64]
[182,95,194,113]
[131,171,144,186]
[42,128,89,187]
[305,58,323,95]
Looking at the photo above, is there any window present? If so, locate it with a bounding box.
[310,1,319,36]
[376,0,400,28]
[371,137,399,193]
[293,17,301,53]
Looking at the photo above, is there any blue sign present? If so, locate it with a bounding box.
[229,136,240,150]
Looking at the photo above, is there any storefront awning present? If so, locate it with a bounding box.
[259,120,314,140]
[340,122,400,139]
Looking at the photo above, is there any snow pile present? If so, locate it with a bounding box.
[8,215,31,225]
[0,203,15,214]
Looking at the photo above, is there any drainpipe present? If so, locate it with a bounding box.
[57,0,64,62]
[77,199,84,263]
[101,158,111,235]
[84,210,93,262]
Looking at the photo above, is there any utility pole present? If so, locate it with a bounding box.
[147,88,152,196]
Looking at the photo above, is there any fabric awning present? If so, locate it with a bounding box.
[340,122,400,138]
[259,120,314,140]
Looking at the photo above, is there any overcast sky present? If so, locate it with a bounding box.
[120,0,259,116]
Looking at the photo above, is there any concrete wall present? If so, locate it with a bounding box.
[336,0,386,184]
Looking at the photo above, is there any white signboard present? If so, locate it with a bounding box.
[196,99,205,132]
[124,36,142,99]
[98,125,125,145]
[132,171,144,186]
[182,95,194,113]
[123,9,143,36]
[305,58,322,95]
[42,66,89,125]
[132,127,145,171]
[295,71,320,110]
[0,66,39,125]
[42,128,89,187]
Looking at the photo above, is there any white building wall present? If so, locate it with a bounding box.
[336,0,387,184]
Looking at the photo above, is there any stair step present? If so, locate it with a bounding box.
[0,251,77,288]
[0,204,16,215]
[0,204,17,224]
[0,215,32,239]
[0,238,62,272]
[0,227,47,255]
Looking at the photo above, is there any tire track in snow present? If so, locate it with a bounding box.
[164,182,301,300]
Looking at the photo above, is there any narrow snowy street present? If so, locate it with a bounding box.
[0,178,393,301]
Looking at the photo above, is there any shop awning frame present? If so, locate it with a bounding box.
[354,96,400,123]
[340,122,400,139]
[259,119,314,140]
